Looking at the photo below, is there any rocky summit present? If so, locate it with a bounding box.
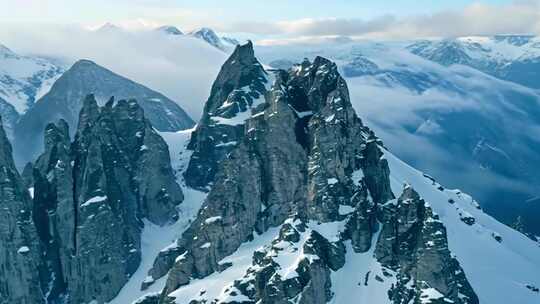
[140,42,485,304]
[0,41,539,304]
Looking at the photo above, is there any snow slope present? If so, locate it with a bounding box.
[0,43,64,113]
[160,147,540,304]
[384,150,540,304]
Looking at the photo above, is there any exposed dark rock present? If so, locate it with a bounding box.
[154,45,396,302]
[375,186,479,304]
[32,119,73,302]
[20,161,34,189]
[25,95,183,303]
[184,41,270,189]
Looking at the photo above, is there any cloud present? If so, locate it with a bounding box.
[222,1,540,43]
[0,23,226,118]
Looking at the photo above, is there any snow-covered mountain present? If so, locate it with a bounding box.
[120,42,538,304]
[187,27,235,51]
[255,38,540,237]
[1,41,539,304]
[155,25,239,51]
[0,43,64,113]
[407,35,540,89]
[14,59,195,166]
[156,25,184,36]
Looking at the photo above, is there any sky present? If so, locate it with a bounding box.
[0,0,514,23]
[2,0,539,40]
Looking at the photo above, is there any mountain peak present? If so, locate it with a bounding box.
[493,34,536,46]
[184,39,267,188]
[96,22,121,32]
[228,40,254,62]
[156,25,183,36]
[15,59,194,165]
[0,43,16,57]
[191,27,216,34]
[71,59,99,69]
[188,27,225,50]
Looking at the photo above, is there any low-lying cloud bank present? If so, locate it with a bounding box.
[223,1,540,44]
[0,24,226,118]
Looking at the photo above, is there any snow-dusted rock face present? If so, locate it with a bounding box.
[184,41,270,189]
[156,26,184,36]
[155,25,238,52]
[14,59,194,165]
[187,28,225,50]
[186,27,238,51]
[0,115,44,304]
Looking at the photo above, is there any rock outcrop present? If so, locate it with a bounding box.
[0,115,44,304]
[375,186,478,304]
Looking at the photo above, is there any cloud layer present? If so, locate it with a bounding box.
[222,1,540,42]
[0,24,226,118]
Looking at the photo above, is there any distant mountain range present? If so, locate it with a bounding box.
[155,25,239,51]
[408,35,540,89]
[0,41,195,167]
[94,22,239,51]
[0,43,64,114]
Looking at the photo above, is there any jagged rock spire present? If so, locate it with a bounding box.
[148,46,395,300]
[185,41,270,189]
[76,93,101,135]
[144,47,481,304]
[375,186,478,304]
[24,95,185,303]
[33,119,73,301]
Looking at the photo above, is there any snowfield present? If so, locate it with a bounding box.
[384,150,540,304]
[0,44,64,113]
